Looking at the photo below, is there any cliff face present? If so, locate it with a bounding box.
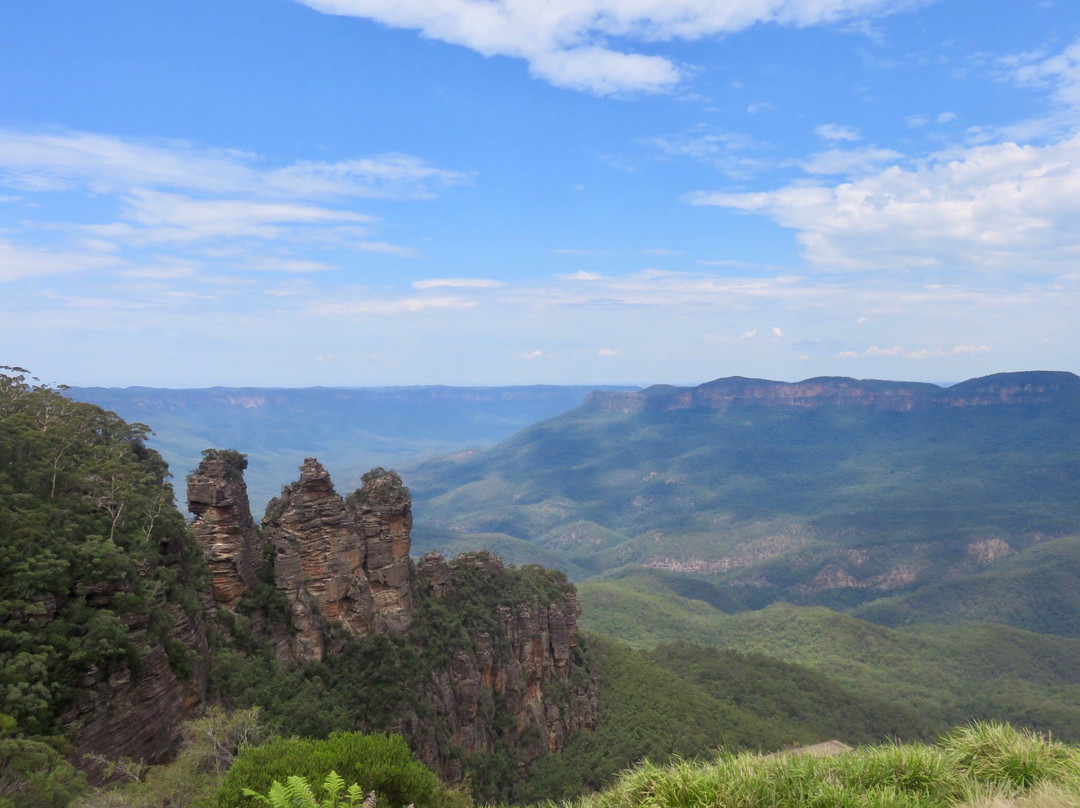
[63,599,210,774]
[407,553,597,781]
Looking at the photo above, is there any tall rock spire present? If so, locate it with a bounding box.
[187,449,262,608]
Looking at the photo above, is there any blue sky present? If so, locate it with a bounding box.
[2,0,1079,387]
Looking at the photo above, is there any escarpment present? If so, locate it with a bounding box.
[186,454,597,783]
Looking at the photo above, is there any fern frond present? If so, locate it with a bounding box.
[323,770,346,803]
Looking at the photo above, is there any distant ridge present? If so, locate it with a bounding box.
[585,371,1080,413]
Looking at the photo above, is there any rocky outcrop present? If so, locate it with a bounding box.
[187,450,263,608]
[260,461,414,661]
[346,468,414,634]
[187,454,597,782]
[407,552,598,781]
[64,600,209,776]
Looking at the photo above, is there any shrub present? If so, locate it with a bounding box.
[217,733,454,808]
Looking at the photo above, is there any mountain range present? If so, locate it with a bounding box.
[405,371,1080,625]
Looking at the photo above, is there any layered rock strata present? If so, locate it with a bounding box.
[261,460,413,661]
[64,600,209,775]
[586,371,1080,414]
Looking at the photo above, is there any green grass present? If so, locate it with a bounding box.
[548,723,1080,808]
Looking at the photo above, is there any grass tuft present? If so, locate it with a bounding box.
[545,723,1080,808]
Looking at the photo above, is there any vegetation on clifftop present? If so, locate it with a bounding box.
[0,367,205,737]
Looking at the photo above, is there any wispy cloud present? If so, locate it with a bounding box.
[0,238,120,282]
[412,277,506,289]
[295,0,926,95]
[815,123,862,141]
[0,130,470,200]
[645,125,765,177]
[309,295,478,315]
[837,344,989,359]
[0,128,465,283]
[800,146,902,176]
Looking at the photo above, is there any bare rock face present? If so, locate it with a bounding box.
[187,450,263,608]
[586,371,1080,414]
[262,461,414,661]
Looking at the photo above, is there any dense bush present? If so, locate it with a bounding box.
[0,368,205,735]
[216,733,461,808]
[0,714,87,808]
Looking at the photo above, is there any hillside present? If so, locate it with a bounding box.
[407,371,1080,613]
[65,385,632,515]
[577,573,1080,741]
[0,368,211,767]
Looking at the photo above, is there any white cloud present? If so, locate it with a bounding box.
[771,326,784,337]
[0,239,120,281]
[645,126,764,176]
[690,134,1080,272]
[243,258,340,273]
[815,123,861,141]
[597,347,621,356]
[835,344,990,359]
[111,189,374,244]
[559,270,606,280]
[295,0,924,95]
[1009,38,1080,110]
[412,277,506,289]
[0,129,459,284]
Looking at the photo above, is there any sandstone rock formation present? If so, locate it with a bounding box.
[187,450,263,608]
[186,454,597,782]
[64,600,210,775]
[261,460,413,661]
